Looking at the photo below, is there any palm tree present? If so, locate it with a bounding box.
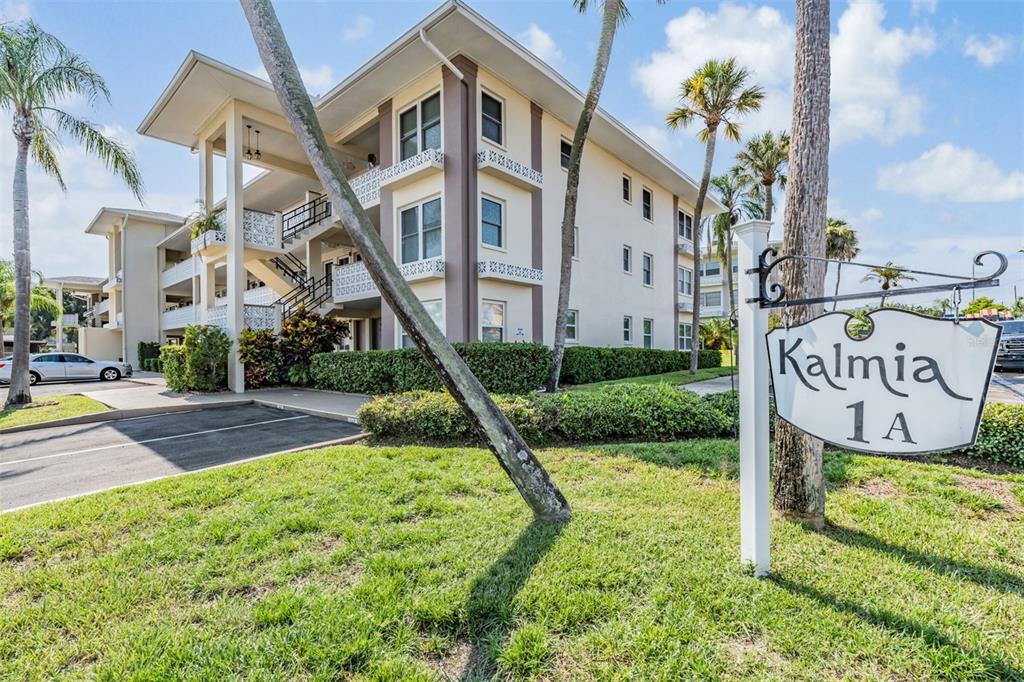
[935,297,952,316]
[548,0,659,393]
[708,171,753,320]
[862,261,916,306]
[0,22,143,407]
[772,0,830,530]
[825,217,859,310]
[734,129,790,232]
[699,318,734,350]
[0,261,61,352]
[240,0,570,521]
[666,57,764,374]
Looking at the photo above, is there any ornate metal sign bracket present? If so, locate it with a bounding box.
[746,249,1008,309]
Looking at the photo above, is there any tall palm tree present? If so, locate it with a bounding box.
[241,0,570,521]
[825,217,859,310]
[734,129,790,235]
[0,22,143,407]
[548,0,659,393]
[862,261,916,306]
[666,57,764,374]
[0,261,61,351]
[772,0,830,530]
[708,171,753,320]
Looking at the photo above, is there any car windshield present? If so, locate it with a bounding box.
[999,321,1024,335]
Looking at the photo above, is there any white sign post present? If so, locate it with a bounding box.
[735,220,772,577]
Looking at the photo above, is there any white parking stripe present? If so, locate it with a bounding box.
[0,415,309,467]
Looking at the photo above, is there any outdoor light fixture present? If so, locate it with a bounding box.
[244,124,253,161]
[254,129,262,161]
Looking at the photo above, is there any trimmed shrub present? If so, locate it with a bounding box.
[238,328,284,389]
[141,358,162,373]
[159,325,231,392]
[558,347,721,385]
[969,403,1024,466]
[279,308,348,386]
[137,341,161,365]
[310,343,551,395]
[159,345,187,393]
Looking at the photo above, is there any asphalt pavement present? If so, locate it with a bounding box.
[0,404,361,511]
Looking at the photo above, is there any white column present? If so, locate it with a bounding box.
[225,106,246,393]
[54,283,64,351]
[199,139,213,211]
[199,261,215,323]
[735,219,772,577]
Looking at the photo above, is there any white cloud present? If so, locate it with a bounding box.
[877,143,1024,203]
[0,0,31,21]
[249,64,336,96]
[963,34,1011,68]
[632,0,934,147]
[517,24,563,65]
[342,15,373,42]
[910,0,937,15]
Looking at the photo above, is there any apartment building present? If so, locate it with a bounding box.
[59,1,723,392]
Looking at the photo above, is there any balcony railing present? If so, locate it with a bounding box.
[207,304,276,332]
[476,260,543,285]
[349,169,380,208]
[677,239,695,256]
[378,148,445,189]
[162,305,198,330]
[677,298,694,313]
[333,256,445,303]
[476,149,542,190]
[161,259,194,288]
[190,209,278,253]
[95,299,110,315]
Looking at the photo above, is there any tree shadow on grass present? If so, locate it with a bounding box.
[825,522,1024,597]
[456,519,566,680]
[770,575,1023,680]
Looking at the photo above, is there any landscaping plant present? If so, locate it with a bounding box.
[278,308,347,386]
[238,328,284,389]
[159,325,231,392]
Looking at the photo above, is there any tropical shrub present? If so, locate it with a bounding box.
[159,345,188,393]
[141,358,162,373]
[279,308,348,385]
[159,324,232,392]
[969,403,1024,466]
[238,328,283,389]
[137,341,160,365]
[558,347,721,385]
[189,204,223,239]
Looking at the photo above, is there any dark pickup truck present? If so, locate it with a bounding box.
[995,320,1024,371]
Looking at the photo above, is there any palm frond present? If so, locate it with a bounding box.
[29,124,64,189]
[47,108,144,201]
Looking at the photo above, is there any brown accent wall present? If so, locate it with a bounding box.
[442,55,479,342]
[530,101,544,344]
[672,194,679,350]
[377,99,397,348]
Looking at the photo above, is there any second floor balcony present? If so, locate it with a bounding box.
[190,209,278,254]
[161,259,194,288]
[333,256,445,303]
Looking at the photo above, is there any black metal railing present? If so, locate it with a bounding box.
[269,252,308,286]
[281,195,332,242]
[277,274,333,322]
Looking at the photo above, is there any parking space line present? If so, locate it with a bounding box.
[0,415,309,467]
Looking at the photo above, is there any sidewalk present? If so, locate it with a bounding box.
[684,375,738,396]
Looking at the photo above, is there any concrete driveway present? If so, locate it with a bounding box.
[0,404,361,511]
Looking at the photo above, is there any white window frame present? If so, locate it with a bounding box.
[566,309,578,342]
[622,245,632,274]
[480,299,506,343]
[399,298,444,348]
[641,186,653,222]
[623,315,632,344]
[678,323,693,351]
[678,209,693,241]
[560,138,572,170]
[398,195,443,265]
[643,318,654,349]
[701,290,723,308]
[480,88,505,148]
[397,90,442,162]
[703,259,722,277]
[480,194,506,251]
[678,266,693,295]
[622,174,632,204]
[642,252,654,287]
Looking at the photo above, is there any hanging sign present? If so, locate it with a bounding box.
[767,309,1001,455]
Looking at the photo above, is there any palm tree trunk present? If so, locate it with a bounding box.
[689,125,718,373]
[241,0,570,521]
[831,261,842,311]
[6,118,34,408]
[547,0,621,392]
[763,182,774,228]
[772,0,830,530]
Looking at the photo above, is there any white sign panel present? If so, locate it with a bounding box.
[767,309,1000,454]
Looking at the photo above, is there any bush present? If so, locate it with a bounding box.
[159,325,232,392]
[238,329,284,389]
[137,341,161,365]
[969,403,1024,466]
[141,358,162,373]
[311,343,551,395]
[160,345,188,393]
[357,384,734,444]
[558,346,721,385]
[279,308,348,386]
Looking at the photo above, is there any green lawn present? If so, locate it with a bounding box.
[0,394,108,430]
[2,442,1022,680]
[569,364,737,392]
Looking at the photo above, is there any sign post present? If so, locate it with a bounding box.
[735,220,772,577]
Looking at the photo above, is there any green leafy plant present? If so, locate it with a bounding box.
[159,325,231,392]
[189,203,223,239]
[159,346,188,393]
[137,341,160,364]
[558,347,721,386]
[238,328,283,389]
[279,308,348,386]
[970,403,1024,466]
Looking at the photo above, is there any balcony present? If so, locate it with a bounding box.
[677,298,694,313]
[207,304,277,332]
[333,256,445,303]
[162,305,198,330]
[190,209,279,254]
[102,272,123,293]
[349,169,380,208]
[677,239,695,256]
[476,149,542,191]
[160,259,194,288]
[701,273,722,287]
[378,148,445,190]
[476,260,543,285]
[95,299,110,316]
[701,306,724,318]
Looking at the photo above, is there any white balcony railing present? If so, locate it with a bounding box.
[349,168,380,208]
[243,286,275,306]
[701,273,722,287]
[677,298,694,313]
[162,305,198,330]
[701,306,724,318]
[160,259,194,288]
[677,239,695,256]
[476,149,542,190]
[476,260,543,285]
[207,304,276,332]
[378,148,445,189]
[333,256,445,303]
[190,209,278,253]
[96,299,110,315]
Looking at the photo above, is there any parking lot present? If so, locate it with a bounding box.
[0,404,361,511]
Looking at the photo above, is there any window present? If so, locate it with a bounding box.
[481,300,505,342]
[678,210,693,241]
[622,245,632,273]
[678,266,693,295]
[34,355,59,363]
[481,197,503,248]
[566,309,578,342]
[622,175,632,203]
[398,92,441,161]
[481,91,503,145]
[643,318,654,349]
[701,291,723,308]
[400,299,443,348]
[623,316,632,343]
[572,226,579,259]
[642,187,653,221]
[63,354,92,363]
[399,198,442,264]
[679,323,693,351]
[642,253,653,286]
[702,259,721,277]
[560,139,572,170]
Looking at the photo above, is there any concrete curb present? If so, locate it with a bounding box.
[992,375,1024,400]
[250,399,361,424]
[0,400,255,435]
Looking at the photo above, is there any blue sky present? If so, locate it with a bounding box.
[1,0,1022,307]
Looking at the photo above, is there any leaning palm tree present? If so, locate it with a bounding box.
[666,57,763,374]
[240,0,569,521]
[734,129,790,234]
[0,22,143,407]
[862,261,916,306]
[0,261,61,351]
[708,171,753,320]
[825,217,859,310]
[548,0,659,393]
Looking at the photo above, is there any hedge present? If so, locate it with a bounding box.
[310,343,552,395]
[159,325,231,393]
[357,383,733,444]
[558,347,721,385]
[137,341,161,365]
[969,403,1024,466]
[141,358,162,373]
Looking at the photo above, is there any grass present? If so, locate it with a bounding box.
[569,364,737,392]
[0,394,108,430]
[2,441,1023,680]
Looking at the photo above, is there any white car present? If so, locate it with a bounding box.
[0,352,132,386]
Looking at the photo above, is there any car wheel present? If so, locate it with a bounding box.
[101,368,121,382]
[28,371,40,386]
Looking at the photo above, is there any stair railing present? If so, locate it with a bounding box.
[281,195,332,243]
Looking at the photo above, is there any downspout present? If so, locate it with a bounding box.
[419,28,463,81]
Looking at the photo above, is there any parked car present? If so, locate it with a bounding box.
[0,352,132,385]
[995,320,1024,372]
